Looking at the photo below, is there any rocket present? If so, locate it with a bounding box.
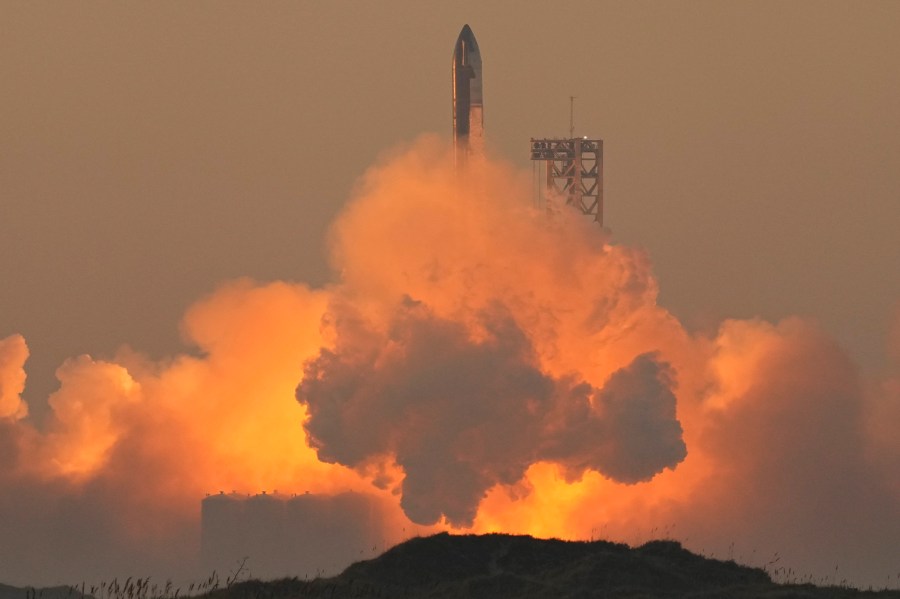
[452,24,483,170]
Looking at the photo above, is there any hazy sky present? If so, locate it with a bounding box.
[2,1,900,588]
[3,1,899,406]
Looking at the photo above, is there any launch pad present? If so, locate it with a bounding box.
[197,29,608,582]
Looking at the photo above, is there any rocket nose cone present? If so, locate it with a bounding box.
[453,24,481,66]
[456,24,478,48]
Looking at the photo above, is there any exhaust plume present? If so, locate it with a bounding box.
[0,138,897,587]
[298,300,686,526]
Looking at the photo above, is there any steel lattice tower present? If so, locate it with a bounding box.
[530,137,604,226]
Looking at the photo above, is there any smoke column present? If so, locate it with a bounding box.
[0,137,898,588]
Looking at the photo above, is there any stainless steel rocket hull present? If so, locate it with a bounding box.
[452,24,483,170]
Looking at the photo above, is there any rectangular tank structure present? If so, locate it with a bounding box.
[201,491,382,580]
[200,492,248,576]
[530,138,604,226]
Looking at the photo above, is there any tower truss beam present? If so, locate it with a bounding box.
[530,138,604,226]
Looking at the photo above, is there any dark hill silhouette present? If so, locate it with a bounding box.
[212,533,900,599]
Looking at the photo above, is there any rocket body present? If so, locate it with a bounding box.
[452,25,483,170]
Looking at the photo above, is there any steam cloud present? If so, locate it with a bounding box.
[0,335,29,420]
[298,300,686,526]
[0,138,897,587]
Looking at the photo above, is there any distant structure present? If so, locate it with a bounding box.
[530,98,605,226]
[201,491,383,580]
[452,24,484,172]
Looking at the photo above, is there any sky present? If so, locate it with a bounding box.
[3,1,900,405]
[1,0,899,590]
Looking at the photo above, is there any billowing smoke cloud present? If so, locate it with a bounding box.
[0,282,391,584]
[541,351,684,485]
[0,138,897,588]
[298,299,685,526]
[0,334,29,420]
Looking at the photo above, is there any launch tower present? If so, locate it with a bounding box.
[530,138,604,225]
[530,99,604,225]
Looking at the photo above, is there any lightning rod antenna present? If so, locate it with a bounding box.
[569,95,575,138]
[530,94,604,226]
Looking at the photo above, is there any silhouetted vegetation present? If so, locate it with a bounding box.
[207,533,900,598]
[5,534,899,599]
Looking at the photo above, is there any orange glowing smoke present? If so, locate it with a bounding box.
[1,282,378,548]
[0,334,29,420]
[0,137,898,586]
